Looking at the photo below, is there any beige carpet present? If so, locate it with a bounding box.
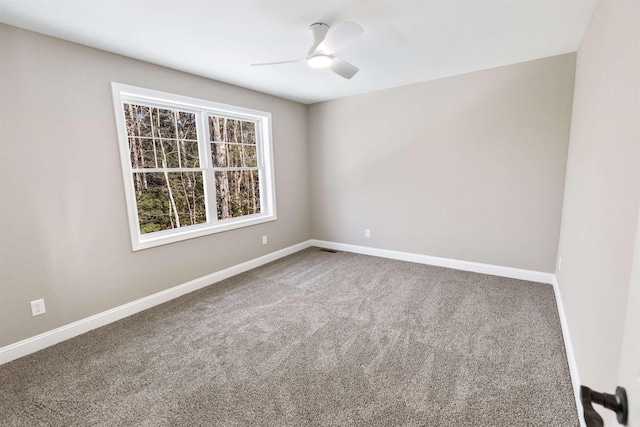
[0,248,578,426]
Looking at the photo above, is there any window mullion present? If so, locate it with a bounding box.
[149,108,159,168]
[211,167,259,172]
[131,168,205,173]
[174,111,182,168]
[200,111,218,224]
[255,119,264,169]
[255,119,265,212]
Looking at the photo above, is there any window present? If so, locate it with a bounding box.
[111,83,276,250]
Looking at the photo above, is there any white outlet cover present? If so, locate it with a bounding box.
[30,299,46,316]
[262,235,268,245]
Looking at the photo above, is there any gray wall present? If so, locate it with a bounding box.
[0,24,311,347]
[308,54,576,272]
[556,0,640,393]
[0,24,585,351]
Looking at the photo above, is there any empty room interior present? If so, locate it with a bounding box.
[0,0,639,426]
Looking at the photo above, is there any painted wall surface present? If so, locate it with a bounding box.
[308,54,575,273]
[556,0,640,395]
[618,208,640,426]
[0,24,311,347]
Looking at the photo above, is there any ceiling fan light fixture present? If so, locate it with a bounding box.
[308,55,333,69]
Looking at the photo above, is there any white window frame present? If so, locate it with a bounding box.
[111,83,277,251]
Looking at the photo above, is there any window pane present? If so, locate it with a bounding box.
[124,104,152,137]
[225,119,241,142]
[227,144,243,167]
[155,139,180,168]
[177,112,197,140]
[129,138,156,169]
[243,145,257,167]
[152,108,177,139]
[209,116,223,142]
[212,143,227,167]
[180,140,200,168]
[215,170,261,220]
[241,121,256,144]
[209,116,246,143]
[134,171,206,234]
[221,118,240,142]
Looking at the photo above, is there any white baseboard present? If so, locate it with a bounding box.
[551,276,585,427]
[0,239,561,367]
[1,238,584,425]
[310,240,555,284]
[0,241,312,366]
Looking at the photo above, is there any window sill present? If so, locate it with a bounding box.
[132,213,277,251]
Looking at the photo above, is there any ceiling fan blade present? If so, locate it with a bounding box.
[308,23,330,55]
[315,21,363,55]
[250,59,305,66]
[331,57,359,79]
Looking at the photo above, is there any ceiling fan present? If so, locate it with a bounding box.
[251,21,364,79]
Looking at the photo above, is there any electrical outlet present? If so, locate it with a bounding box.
[558,257,562,271]
[262,235,268,245]
[365,229,371,238]
[30,299,46,316]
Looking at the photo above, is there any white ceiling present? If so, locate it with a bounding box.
[0,0,597,104]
